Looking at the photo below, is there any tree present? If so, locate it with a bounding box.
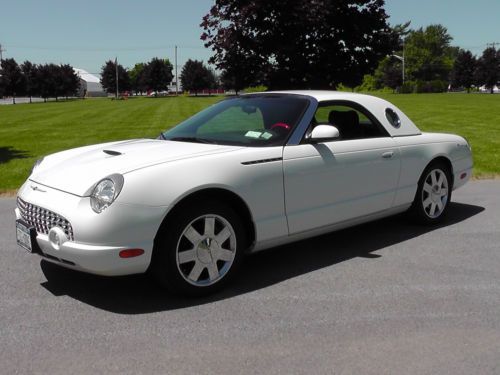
[100,60,131,95]
[59,64,80,99]
[201,0,395,90]
[206,67,218,94]
[374,56,403,90]
[450,50,476,92]
[180,59,214,95]
[143,57,173,95]
[475,47,499,94]
[129,63,147,95]
[21,61,37,103]
[404,24,456,82]
[0,58,25,104]
[35,64,57,102]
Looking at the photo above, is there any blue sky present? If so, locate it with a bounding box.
[0,0,499,75]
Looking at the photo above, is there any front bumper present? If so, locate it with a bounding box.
[16,181,168,276]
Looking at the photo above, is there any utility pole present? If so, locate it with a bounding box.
[175,45,178,96]
[486,42,500,49]
[402,37,405,85]
[0,43,5,61]
[115,57,119,99]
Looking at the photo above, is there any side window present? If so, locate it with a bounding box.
[385,108,401,128]
[197,106,265,135]
[313,103,388,140]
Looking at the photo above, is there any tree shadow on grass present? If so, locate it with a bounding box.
[0,147,30,164]
[40,202,485,314]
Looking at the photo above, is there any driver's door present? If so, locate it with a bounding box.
[283,103,401,234]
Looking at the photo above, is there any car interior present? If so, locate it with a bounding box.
[306,103,389,141]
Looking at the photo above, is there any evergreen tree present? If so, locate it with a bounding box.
[450,50,476,92]
[0,58,25,104]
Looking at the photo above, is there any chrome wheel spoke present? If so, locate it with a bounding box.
[437,173,444,187]
[440,188,448,197]
[429,202,437,216]
[184,226,202,245]
[188,261,204,281]
[436,199,444,212]
[423,197,432,209]
[423,183,432,194]
[215,226,231,244]
[216,248,234,262]
[207,262,219,281]
[204,217,215,237]
[178,249,197,264]
[431,170,438,185]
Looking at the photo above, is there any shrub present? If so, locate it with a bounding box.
[400,81,415,94]
[243,85,268,93]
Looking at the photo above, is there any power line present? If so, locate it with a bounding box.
[486,42,500,49]
[4,44,208,52]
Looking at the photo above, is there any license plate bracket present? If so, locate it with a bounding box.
[16,220,39,253]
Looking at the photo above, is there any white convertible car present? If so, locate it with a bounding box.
[15,91,473,295]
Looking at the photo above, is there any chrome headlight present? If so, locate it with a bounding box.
[90,174,124,213]
[31,157,44,174]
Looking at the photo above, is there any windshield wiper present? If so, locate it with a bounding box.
[157,132,167,140]
[168,136,217,144]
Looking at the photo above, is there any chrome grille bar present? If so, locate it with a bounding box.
[17,197,74,241]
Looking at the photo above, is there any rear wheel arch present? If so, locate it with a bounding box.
[424,156,453,188]
[409,156,453,224]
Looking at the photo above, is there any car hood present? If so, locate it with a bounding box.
[30,139,242,196]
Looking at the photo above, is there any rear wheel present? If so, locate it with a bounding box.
[409,162,452,224]
[152,201,246,296]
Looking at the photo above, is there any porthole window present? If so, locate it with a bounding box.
[385,108,401,128]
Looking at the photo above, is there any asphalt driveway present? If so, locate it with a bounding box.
[1,180,499,374]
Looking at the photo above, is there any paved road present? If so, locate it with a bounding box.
[1,181,499,374]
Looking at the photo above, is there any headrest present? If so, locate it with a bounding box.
[328,110,359,127]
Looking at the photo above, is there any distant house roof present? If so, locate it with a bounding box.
[74,68,100,83]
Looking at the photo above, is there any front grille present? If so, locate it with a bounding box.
[17,197,74,241]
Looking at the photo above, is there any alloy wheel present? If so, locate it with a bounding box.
[176,214,237,287]
[422,168,449,219]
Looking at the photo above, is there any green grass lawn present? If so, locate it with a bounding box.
[1,93,499,192]
[376,93,500,179]
[0,96,220,192]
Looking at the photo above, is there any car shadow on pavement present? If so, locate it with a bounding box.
[40,202,484,314]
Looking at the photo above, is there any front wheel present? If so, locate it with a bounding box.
[409,162,452,224]
[151,201,246,296]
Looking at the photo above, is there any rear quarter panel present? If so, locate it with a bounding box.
[393,133,473,206]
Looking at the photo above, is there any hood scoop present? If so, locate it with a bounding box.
[103,149,122,156]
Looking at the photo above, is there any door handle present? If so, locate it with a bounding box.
[382,151,394,159]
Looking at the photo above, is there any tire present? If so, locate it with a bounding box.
[151,200,246,296]
[409,161,452,224]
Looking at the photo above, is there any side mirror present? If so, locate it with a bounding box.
[309,125,340,143]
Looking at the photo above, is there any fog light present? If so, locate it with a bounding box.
[48,227,68,250]
[119,249,145,258]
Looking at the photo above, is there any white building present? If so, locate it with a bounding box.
[479,84,500,93]
[74,68,106,97]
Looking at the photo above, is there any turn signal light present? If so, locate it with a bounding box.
[119,249,145,258]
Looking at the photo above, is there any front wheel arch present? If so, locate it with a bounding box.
[153,188,256,256]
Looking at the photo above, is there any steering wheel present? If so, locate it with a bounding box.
[270,122,291,131]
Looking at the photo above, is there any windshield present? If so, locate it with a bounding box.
[161,95,310,146]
